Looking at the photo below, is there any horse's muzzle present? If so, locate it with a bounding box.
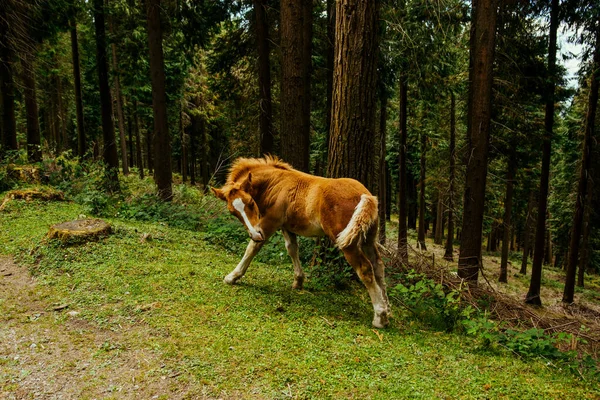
[250,229,265,242]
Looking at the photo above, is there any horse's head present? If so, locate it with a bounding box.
[212,173,265,242]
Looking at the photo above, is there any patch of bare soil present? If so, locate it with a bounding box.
[0,257,200,399]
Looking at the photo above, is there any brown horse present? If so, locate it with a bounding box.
[212,156,390,328]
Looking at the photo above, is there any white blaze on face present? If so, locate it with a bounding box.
[232,197,261,238]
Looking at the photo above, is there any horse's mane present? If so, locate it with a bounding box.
[227,155,294,184]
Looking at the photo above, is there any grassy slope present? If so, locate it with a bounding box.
[1,199,598,399]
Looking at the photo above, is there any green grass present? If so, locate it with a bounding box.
[1,198,599,398]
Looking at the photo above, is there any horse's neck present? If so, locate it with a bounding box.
[251,168,288,206]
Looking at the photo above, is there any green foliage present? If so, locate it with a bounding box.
[306,242,354,290]
[391,270,473,331]
[463,316,599,379]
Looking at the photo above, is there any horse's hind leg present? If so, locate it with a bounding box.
[362,240,390,313]
[341,245,389,328]
[282,230,305,290]
[224,240,265,284]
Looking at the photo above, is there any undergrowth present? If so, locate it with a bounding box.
[392,270,600,380]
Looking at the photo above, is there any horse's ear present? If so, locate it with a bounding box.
[211,187,226,201]
[242,173,253,192]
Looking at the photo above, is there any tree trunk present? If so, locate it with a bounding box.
[458,0,498,283]
[189,118,196,185]
[133,100,144,179]
[417,132,427,250]
[0,4,17,154]
[325,0,335,171]
[544,221,552,265]
[21,51,42,162]
[527,0,558,305]
[577,177,592,287]
[520,190,535,274]
[93,0,120,191]
[408,172,417,229]
[563,20,599,304]
[489,221,498,252]
[302,0,312,166]
[280,0,310,171]
[146,0,173,200]
[499,153,516,283]
[57,76,68,152]
[71,19,86,159]
[435,192,443,245]
[128,107,134,167]
[378,93,388,246]
[200,117,209,188]
[254,0,274,155]
[327,0,379,191]
[109,15,129,175]
[397,75,409,264]
[180,107,187,183]
[444,92,456,261]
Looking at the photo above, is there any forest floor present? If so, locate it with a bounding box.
[1,194,599,399]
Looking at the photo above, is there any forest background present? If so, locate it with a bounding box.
[1,0,600,346]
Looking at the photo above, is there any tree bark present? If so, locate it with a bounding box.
[327,0,379,191]
[133,100,144,179]
[21,51,42,162]
[499,153,516,283]
[378,92,388,246]
[71,19,86,159]
[280,0,310,171]
[444,92,456,261]
[325,0,335,171]
[434,192,443,245]
[0,3,17,154]
[408,173,417,229]
[180,107,187,182]
[527,0,559,305]
[57,76,68,152]
[93,0,120,191]
[254,0,274,155]
[563,20,599,304]
[417,131,427,250]
[109,14,129,175]
[146,0,173,200]
[520,190,535,274]
[397,75,409,264]
[378,90,388,246]
[577,178,592,287]
[458,0,498,283]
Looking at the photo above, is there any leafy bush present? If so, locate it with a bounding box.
[391,270,473,331]
[306,242,354,290]
[463,313,599,379]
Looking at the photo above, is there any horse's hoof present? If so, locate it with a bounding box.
[292,280,304,290]
[372,313,389,329]
[224,275,238,285]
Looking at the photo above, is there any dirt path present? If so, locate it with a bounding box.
[0,256,194,399]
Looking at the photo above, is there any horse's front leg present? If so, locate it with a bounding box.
[281,230,305,290]
[224,240,265,284]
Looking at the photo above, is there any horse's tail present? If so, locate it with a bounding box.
[336,194,379,249]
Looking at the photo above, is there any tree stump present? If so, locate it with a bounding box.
[6,165,44,184]
[47,219,112,243]
[0,189,64,211]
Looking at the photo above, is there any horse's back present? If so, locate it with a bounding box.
[317,177,374,241]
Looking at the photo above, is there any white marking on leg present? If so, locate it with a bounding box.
[232,198,261,238]
[224,240,263,284]
[282,230,305,289]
